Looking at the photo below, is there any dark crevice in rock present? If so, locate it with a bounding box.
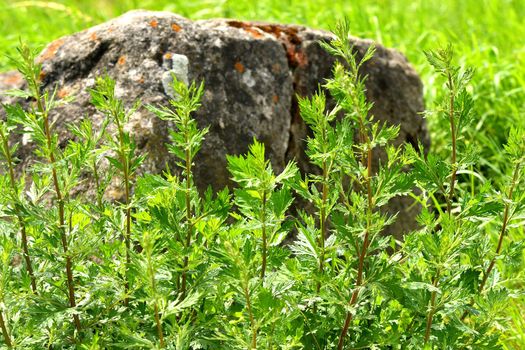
[40,40,111,86]
[67,40,110,82]
[78,41,110,79]
[406,132,419,153]
[285,81,302,167]
[152,40,171,67]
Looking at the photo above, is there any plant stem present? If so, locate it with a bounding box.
[124,168,131,307]
[114,115,131,307]
[38,88,81,334]
[461,162,521,320]
[479,162,520,292]
[337,228,369,350]
[154,303,165,348]
[424,270,440,344]
[0,130,37,294]
[317,161,328,295]
[243,281,257,349]
[338,132,373,350]
[315,116,330,299]
[92,159,103,211]
[261,191,268,280]
[147,249,164,348]
[181,128,193,299]
[0,312,12,348]
[20,224,37,293]
[313,124,330,317]
[446,73,457,215]
[425,71,454,341]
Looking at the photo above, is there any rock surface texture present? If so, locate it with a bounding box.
[0,10,429,238]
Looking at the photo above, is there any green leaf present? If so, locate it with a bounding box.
[106,155,123,171]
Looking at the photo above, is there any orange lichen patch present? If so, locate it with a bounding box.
[245,27,263,39]
[149,19,158,28]
[138,77,145,84]
[117,55,126,65]
[39,38,65,61]
[227,21,302,42]
[108,26,114,33]
[171,23,182,32]
[257,24,282,37]
[164,52,172,60]
[227,21,246,29]
[226,21,306,68]
[272,95,279,104]
[88,31,98,41]
[256,24,301,44]
[234,61,245,73]
[227,20,264,39]
[287,47,308,68]
[57,87,69,99]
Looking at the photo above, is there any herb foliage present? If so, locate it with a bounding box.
[0,22,523,350]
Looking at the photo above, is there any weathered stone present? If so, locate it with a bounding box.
[0,10,429,238]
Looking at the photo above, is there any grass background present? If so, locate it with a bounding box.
[0,0,524,348]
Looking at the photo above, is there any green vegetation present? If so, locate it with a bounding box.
[0,0,524,348]
[0,20,524,349]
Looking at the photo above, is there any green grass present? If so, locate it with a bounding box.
[0,0,524,348]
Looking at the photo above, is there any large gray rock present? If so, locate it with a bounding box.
[0,10,428,237]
